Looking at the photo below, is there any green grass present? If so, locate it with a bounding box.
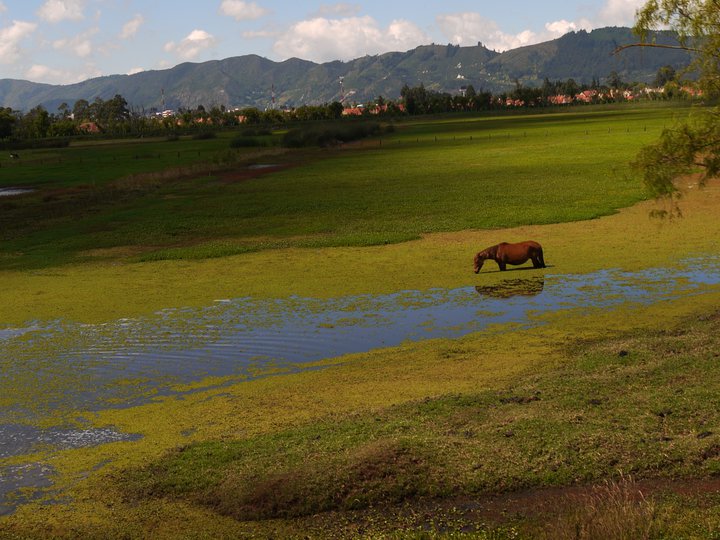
[0,105,689,270]
[4,103,720,539]
[118,308,720,537]
[0,133,249,189]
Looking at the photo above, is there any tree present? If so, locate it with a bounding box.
[561,78,580,97]
[22,105,51,139]
[328,101,344,119]
[57,102,70,119]
[401,84,430,115]
[654,65,677,86]
[105,94,130,123]
[0,107,15,139]
[607,71,623,90]
[628,0,720,205]
[634,0,719,97]
[73,99,90,121]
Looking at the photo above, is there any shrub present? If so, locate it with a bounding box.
[192,131,216,140]
[229,136,266,148]
[282,121,382,148]
[241,127,272,137]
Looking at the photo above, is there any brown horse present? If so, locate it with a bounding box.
[474,241,545,273]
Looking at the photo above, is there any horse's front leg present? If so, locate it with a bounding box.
[497,260,507,271]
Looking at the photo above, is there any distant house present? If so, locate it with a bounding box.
[342,103,403,116]
[548,95,573,105]
[78,121,101,133]
[681,86,703,97]
[342,106,364,116]
[575,90,597,103]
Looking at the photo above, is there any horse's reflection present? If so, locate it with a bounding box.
[475,277,544,298]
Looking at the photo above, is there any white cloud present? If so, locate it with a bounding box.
[434,1,643,55]
[274,15,429,62]
[544,18,595,38]
[0,2,7,13]
[164,29,217,60]
[53,27,98,57]
[26,63,101,84]
[0,20,37,64]
[127,67,144,75]
[436,12,599,52]
[436,13,539,51]
[37,0,86,23]
[314,3,361,18]
[597,0,645,26]
[120,14,144,39]
[546,19,579,35]
[219,0,268,21]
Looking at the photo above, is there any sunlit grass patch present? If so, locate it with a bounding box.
[102,302,720,537]
[0,106,688,271]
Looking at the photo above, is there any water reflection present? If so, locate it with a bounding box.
[475,277,544,298]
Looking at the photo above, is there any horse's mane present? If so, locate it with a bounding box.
[478,244,498,259]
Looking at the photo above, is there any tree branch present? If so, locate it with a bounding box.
[613,42,701,55]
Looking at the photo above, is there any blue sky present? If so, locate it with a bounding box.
[1,0,646,85]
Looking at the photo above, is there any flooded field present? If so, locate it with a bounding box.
[1,257,720,513]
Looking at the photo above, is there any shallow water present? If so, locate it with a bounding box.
[1,257,720,512]
[2,259,720,421]
[0,187,35,197]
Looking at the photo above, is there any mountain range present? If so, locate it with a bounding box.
[0,27,692,113]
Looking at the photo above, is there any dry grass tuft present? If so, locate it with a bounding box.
[541,476,658,540]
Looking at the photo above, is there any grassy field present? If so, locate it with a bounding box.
[0,105,685,271]
[2,103,720,539]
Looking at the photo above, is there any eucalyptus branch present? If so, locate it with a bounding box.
[613,42,701,55]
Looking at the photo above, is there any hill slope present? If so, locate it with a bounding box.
[0,27,691,112]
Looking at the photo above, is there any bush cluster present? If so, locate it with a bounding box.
[282,122,382,148]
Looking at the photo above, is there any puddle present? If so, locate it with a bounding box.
[1,257,719,512]
[0,424,142,459]
[247,163,279,169]
[0,463,55,516]
[0,424,141,514]
[0,187,35,197]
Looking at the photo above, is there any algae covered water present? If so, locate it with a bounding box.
[2,258,720,422]
[1,257,720,513]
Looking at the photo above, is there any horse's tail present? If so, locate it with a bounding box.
[536,245,546,268]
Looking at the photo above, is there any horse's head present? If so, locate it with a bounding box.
[473,252,486,274]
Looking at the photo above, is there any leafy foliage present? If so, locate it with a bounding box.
[632,0,720,201]
[634,108,720,201]
[635,0,720,97]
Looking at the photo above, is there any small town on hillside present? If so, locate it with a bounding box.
[0,68,704,140]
